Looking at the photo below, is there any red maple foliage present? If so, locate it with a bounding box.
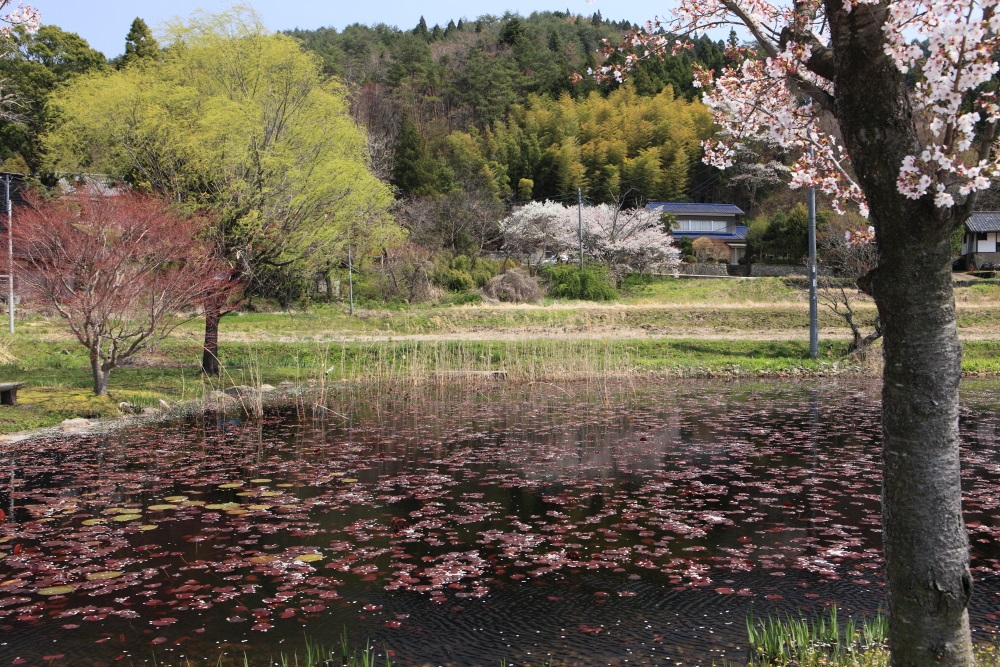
[14,191,233,395]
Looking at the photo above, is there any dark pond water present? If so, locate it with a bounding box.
[1,379,1000,667]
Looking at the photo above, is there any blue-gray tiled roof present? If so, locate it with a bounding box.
[647,202,746,216]
[967,211,1000,233]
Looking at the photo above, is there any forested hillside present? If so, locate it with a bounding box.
[286,12,740,208]
[5,9,800,308]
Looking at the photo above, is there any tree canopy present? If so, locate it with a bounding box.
[45,8,398,288]
[0,25,105,182]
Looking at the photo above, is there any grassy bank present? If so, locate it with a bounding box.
[1,276,999,434]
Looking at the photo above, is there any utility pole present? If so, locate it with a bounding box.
[5,175,12,334]
[808,175,818,358]
[347,225,355,317]
[577,188,584,269]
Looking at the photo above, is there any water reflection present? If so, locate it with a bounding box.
[0,379,997,666]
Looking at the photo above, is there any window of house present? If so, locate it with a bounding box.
[678,219,730,232]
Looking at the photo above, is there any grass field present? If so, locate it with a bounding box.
[0,276,997,434]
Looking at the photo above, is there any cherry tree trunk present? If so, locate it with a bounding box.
[874,232,973,667]
[202,305,221,376]
[826,4,975,665]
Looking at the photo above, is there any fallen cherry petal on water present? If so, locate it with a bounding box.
[150,637,167,645]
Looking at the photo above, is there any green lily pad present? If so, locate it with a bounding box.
[294,553,323,563]
[86,571,122,581]
[38,585,75,596]
[204,503,240,510]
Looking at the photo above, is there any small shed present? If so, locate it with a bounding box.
[646,201,748,264]
[960,211,1000,268]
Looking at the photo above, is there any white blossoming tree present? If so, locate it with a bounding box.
[500,201,679,275]
[498,200,569,269]
[576,204,681,275]
[598,0,1000,663]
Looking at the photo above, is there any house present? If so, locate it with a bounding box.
[646,202,748,264]
[960,211,1000,268]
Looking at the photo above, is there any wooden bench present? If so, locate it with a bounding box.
[0,382,23,406]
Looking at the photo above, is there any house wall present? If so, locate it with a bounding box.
[977,232,1000,253]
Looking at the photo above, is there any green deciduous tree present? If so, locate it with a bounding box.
[45,8,399,374]
[0,25,105,183]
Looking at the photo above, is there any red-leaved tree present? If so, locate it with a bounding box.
[593,0,1000,664]
[15,192,232,395]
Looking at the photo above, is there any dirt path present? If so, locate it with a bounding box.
[212,325,1000,344]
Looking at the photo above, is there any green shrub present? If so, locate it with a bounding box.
[432,255,503,291]
[543,264,619,301]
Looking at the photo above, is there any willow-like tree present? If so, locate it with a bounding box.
[44,8,398,375]
[604,0,1000,664]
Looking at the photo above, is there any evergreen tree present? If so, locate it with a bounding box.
[413,16,429,39]
[120,17,158,68]
[391,112,451,196]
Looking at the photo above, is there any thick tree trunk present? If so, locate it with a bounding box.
[825,4,975,665]
[873,233,973,666]
[202,304,221,376]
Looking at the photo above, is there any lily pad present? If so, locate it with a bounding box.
[147,504,177,511]
[85,571,122,581]
[163,496,188,503]
[250,478,272,483]
[294,553,324,563]
[38,586,75,596]
[111,514,142,522]
[249,555,277,564]
[218,482,244,489]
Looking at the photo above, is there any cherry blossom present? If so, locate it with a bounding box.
[0,1,38,35]
[600,0,1000,214]
[499,201,680,273]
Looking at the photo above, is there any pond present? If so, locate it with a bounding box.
[1,379,1000,666]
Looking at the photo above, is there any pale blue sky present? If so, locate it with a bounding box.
[33,1,673,59]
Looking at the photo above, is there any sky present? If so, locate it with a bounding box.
[32,0,673,59]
